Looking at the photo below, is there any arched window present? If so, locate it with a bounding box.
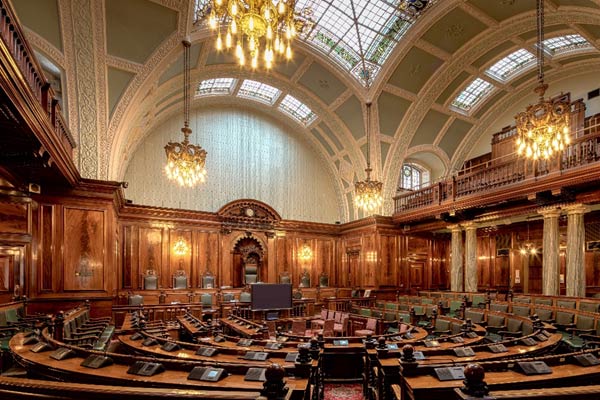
[399,163,430,191]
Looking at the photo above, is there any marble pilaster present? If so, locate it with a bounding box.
[565,204,588,297]
[539,207,561,296]
[464,222,478,292]
[449,225,464,292]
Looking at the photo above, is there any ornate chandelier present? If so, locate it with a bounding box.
[164,40,207,187]
[207,0,299,69]
[515,0,571,161]
[354,102,383,213]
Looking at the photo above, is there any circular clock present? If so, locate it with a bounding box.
[245,208,255,217]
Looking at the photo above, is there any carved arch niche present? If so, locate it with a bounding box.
[231,234,266,287]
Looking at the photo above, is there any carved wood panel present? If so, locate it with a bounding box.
[40,205,54,291]
[63,208,105,291]
[0,201,28,233]
[138,228,163,289]
[169,230,192,287]
[0,255,10,291]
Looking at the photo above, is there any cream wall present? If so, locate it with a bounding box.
[123,106,344,224]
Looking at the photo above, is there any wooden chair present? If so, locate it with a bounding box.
[355,318,377,336]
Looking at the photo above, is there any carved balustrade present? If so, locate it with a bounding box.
[394,124,600,215]
[0,0,75,157]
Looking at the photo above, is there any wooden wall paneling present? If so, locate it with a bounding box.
[430,236,449,290]
[39,205,54,292]
[169,229,192,289]
[63,208,105,291]
[0,254,11,291]
[160,228,169,289]
[0,200,28,234]
[477,236,491,289]
[193,231,204,288]
[273,236,286,283]
[208,231,220,286]
[138,227,163,289]
[381,235,398,287]
[121,225,135,289]
[362,234,376,287]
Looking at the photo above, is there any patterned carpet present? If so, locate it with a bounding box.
[323,384,365,400]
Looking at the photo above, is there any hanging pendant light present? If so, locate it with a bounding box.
[515,0,571,161]
[164,40,208,187]
[354,102,383,213]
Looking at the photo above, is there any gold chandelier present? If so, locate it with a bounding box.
[164,40,207,187]
[515,0,571,161]
[354,102,383,213]
[207,0,299,69]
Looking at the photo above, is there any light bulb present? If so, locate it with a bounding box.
[286,44,292,59]
[209,15,217,29]
[278,1,285,14]
[231,19,237,34]
[216,35,222,50]
[225,31,232,48]
[231,2,237,15]
[251,54,258,69]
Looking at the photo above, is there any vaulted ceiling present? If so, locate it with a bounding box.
[11,0,600,218]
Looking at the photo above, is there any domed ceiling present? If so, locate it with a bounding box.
[11,0,600,220]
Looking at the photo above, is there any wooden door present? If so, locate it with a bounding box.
[409,262,424,292]
[528,254,543,294]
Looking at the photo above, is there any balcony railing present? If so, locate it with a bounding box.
[394,124,600,215]
[0,0,75,155]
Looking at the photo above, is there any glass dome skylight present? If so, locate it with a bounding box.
[194,0,436,87]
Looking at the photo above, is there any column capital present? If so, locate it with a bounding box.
[563,203,589,215]
[537,206,561,219]
[447,224,462,232]
[462,221,478,231]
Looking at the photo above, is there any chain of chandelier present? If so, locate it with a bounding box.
[354,102,383,213]
[515,0,571,161]
[208,0,298,69]
[164,40,208,188]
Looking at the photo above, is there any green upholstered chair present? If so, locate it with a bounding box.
[299,270,311,288]
[142,270,158,290]
[202,271,215,289]
[173,270,188,289]
[319,273,329,288]
[512,305,530,317]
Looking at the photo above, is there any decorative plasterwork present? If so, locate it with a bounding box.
[22,27,65,66]
[381,10,600,213]
[71,0,99,179]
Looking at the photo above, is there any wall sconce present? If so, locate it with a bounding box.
[173,238,190,256]
[298,242,313,262]
[366,251,377,263]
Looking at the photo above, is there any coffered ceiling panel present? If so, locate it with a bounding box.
[311,128,335,156]
[421,8,487,54]
[436,71,470,105]
[388,46,444,94]
[472,41,515,69]
[272,53,307,78]
[557,0,599,8]
[205,49,237,65]
[377,91,412,137]
[107,67,135,117]
[468,0,535,23]
[319,122,344,152]
[439,119,474,159]
[579,24,600,40]
[335,96,364,141]
[105,0,177,64]
[474,90,506,119]
[519,24,570,41]
[158,43,202,86]
[410,110,449,147]
[558,54,600,65]
[298,62,347,105]
[12,0,62,51]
